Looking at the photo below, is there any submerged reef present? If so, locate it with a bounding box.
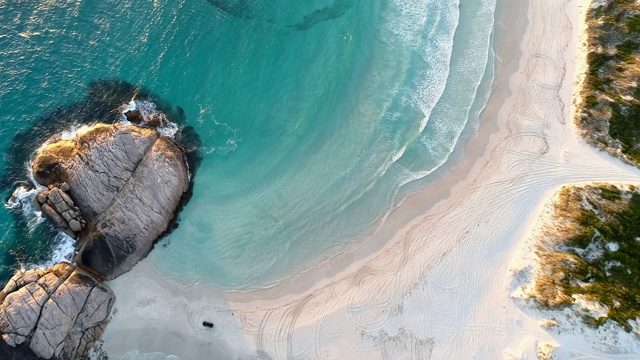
[206,0,253,18]
[288,0,352,31]
[0,82,200,359]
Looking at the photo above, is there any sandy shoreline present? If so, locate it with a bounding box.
[99,0,640,358]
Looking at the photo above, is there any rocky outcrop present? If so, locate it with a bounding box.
[124,109,168,128]
[0,263,114,360]
[0,121,189,359]
[33,183,86,239]
[32,123,189,279]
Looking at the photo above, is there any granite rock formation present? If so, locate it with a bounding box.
[0,263,114,360]
[124,109,168,128]
[32,123,189,280]
[33,183,86,239]
[0,120,189,359]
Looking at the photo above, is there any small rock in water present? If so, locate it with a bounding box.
[41,204,68,230]
[59,190,74,207]
[61,211,73,222]
[145,113,166,128]
[124,109,143,124]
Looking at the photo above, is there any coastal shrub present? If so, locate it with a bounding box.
[541,185,640,331]
[567,230,594,249]
[626,14,640,33]
[599,185,621,201]
[585,94,599,108]
[613,0,635,6]
[586,52,612,91]
[582,314,607,328]
[609,102,640,161]
[616,40,640,60]
[580,1,640,166]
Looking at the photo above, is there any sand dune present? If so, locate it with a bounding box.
[98,0,640,358]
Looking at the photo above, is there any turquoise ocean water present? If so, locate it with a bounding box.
[0,0,496,291]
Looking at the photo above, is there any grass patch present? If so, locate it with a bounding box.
[627,14,640,34]
[579,1,640,166]
[609,101,640,162]
[616,40,640,60]
[585,52,612,91]
[539,187,640,331]
[600,185,622,201]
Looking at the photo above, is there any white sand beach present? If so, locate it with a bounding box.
[99,0,640,358]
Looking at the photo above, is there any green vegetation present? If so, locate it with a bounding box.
[540,185,640,331]
[599,184,622,200]
[609,101,640,162]
[578,1,640,164]
[626,14,640,33]
[616,40,640,60]
[585,52,612,92]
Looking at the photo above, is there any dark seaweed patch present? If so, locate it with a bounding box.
[289,0,352,31]
[206,0,254,18]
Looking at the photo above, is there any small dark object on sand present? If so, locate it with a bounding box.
[202,321,214,328]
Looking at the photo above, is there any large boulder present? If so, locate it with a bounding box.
[33,184,86,239]
[32,123,189,279]
[0,263,115,360]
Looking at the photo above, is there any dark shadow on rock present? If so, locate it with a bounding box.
[0,338,41,360]
[0,79,202,282]
[289,0,352,31]
[159,124,203,247]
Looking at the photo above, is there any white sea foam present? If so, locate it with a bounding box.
[119,349,179,360]
[418,116,428,133]
[391,145,407,163]
[399,0,496,187]
[6,186,44,227]
[384,0,496,190]
[387,0,460,133]
[60,124,91,140]
[6,186,76,268]
[30,232,75,269]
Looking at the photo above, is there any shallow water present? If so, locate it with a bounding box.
[0,0,496,290]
